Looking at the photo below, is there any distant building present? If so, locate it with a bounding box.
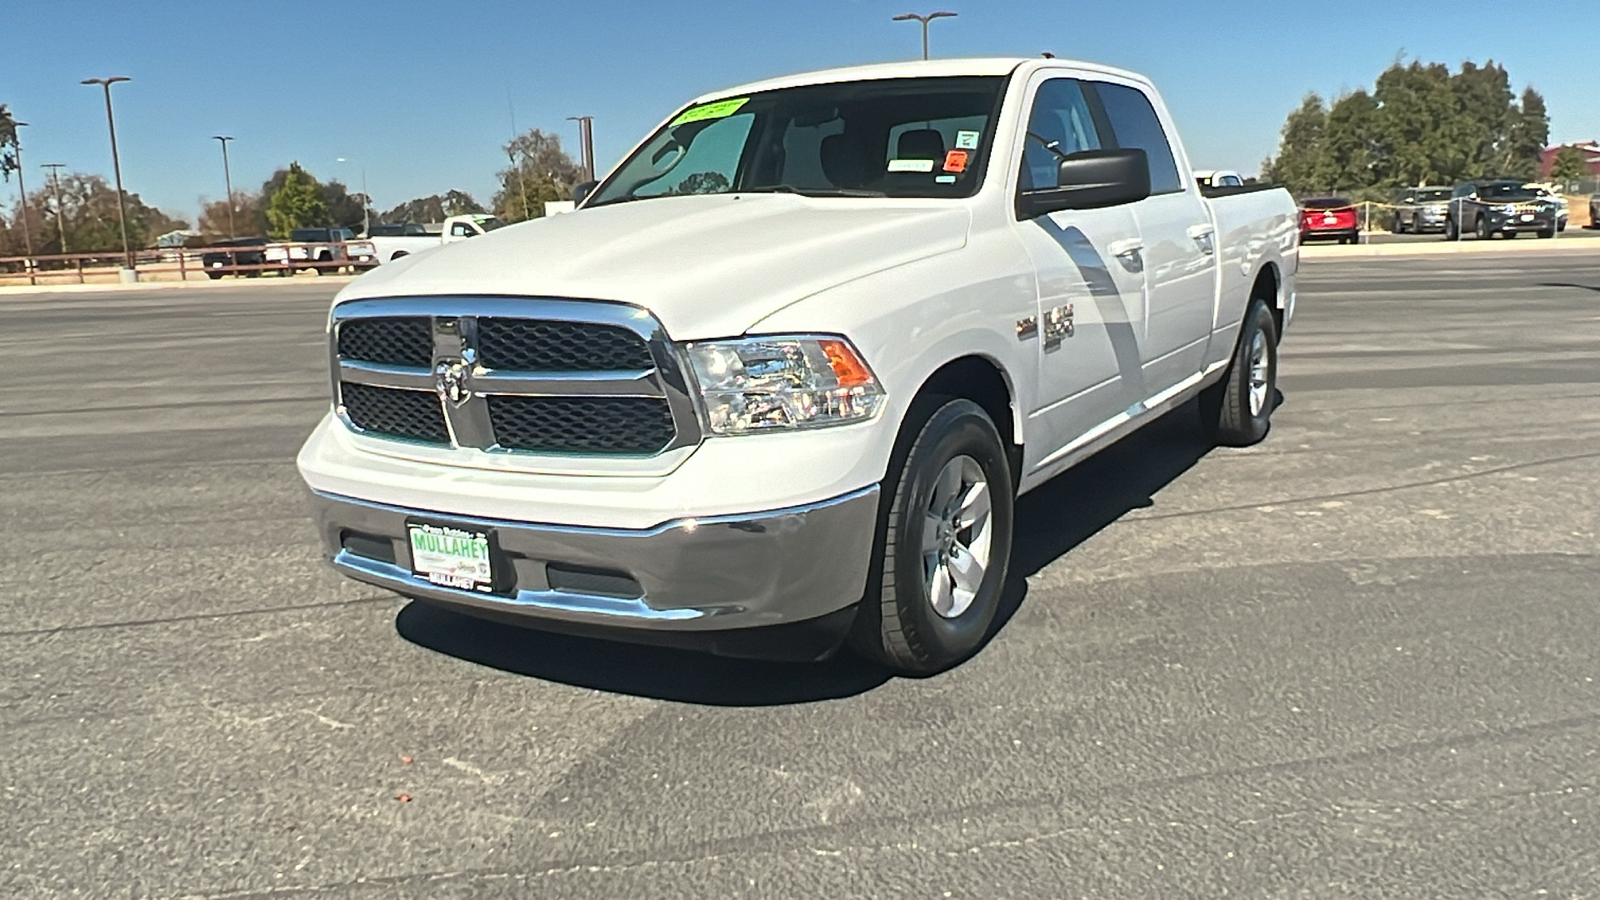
[1539,141,1600,178]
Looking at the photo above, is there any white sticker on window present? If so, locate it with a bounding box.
[887,159,935,173]
[955,130,981,150]
[936,175,957,184]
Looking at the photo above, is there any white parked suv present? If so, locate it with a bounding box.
[298,58,1298,674]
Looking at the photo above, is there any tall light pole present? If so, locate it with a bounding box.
[212,135,235,238]
[42,162,67,253]
[892,11,958,60]
[567,115,596,182]
[10,120,32,258]
[336,157,369,235]
[82,76,134,275]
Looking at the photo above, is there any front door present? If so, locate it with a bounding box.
[1008,75,1148,472]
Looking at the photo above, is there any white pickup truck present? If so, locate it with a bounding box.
[298,58,1297,675]
[365,214,506,263]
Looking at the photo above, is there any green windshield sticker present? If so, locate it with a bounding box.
[671,98,750,127]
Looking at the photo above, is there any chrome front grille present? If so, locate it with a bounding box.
[477,318,655,371]
[340,382,450,444]
[337,317,433,368]
[330,297,700,457]
[487,395,678,454]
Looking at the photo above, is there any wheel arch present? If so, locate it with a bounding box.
[900,354,1023,487]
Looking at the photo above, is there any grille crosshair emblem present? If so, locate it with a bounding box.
[434,359,473,407]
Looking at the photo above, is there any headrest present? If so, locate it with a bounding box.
[896,129,946,161]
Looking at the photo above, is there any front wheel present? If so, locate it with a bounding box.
[1476,217,1492,240]
[1200,298,1279,447]
[1444,218,1458,240]
[850,399,1014,676]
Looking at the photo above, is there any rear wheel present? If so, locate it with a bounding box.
[1200,298,1279,447]
[1444,217,1458,240]
[850,399,1014,676]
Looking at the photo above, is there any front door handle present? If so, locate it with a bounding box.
[1187,224,1217,255]
[1108,238,1143,258]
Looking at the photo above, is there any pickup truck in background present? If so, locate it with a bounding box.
[365,214,506,263]
[298,58,1297,675]
[200,236,268,279]
[265,227,377,275]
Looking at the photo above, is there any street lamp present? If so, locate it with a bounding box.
[892,11,958,60]
[567,115,596,182]
[81,76,134,276]
[42,162,67,253]
[335,157,369,236]
[9,120,32,259]
[212,135,234,238]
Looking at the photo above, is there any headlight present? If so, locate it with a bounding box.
[685,335,885,434]
[1497,204,1516,214]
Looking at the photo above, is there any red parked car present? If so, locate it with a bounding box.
[1299,197,1361,244]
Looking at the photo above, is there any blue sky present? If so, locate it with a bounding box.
[4,0,1596,221]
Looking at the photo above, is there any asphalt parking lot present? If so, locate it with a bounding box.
[3,252,1599,899]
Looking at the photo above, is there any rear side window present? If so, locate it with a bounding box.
[1093,82,1183,195]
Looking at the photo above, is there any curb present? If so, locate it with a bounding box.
[0,275,356,295]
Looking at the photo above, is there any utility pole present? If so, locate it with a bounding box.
[212,135,235,238]
[10,121,32,259]
[567,115,596,182]
[892,11,958,60]
[42,162,67,253]
[82,76,135,276]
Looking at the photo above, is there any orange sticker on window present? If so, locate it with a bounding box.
[943,149,969,173]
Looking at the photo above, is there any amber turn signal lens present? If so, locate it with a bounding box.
[819,339,875,388]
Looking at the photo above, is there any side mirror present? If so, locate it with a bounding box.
[573,180,599,205]
[1017,149,1151,219]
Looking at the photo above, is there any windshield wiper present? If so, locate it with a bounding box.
[584,194,656,209]
[740,185,887,198]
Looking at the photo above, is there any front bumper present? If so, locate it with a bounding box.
[309,485,879,656]
[1484,212,1556,233]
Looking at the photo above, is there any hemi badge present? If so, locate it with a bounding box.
[1016,316,1038,340]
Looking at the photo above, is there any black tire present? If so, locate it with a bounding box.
[1504,231,1518,240]
[206,271,223,280]
[1200,298,1279,447]
[1444,217,1458,240]
[849,398,1014,676]
[1476,216,1491,240]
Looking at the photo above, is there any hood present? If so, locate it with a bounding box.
[337,193,970,339]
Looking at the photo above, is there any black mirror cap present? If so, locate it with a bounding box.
[1016,148,1152,219]
[573,180,600,205]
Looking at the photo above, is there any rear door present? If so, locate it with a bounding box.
[1089,79,1217,395]
[1007,73,1148,465]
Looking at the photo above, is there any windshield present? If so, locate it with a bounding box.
[478,217,507,232]
[587,76,1007,206]
[1479,183,1539,201]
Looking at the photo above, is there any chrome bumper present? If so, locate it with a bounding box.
[309,486,879,634]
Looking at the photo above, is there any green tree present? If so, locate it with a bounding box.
[1323,90,1379,191]
[265,163,330,238]
[1549,146,1590,186]
[1505,89,1551,181]
[381,191,484,224]
[197,190,268,241]
[2,171,186,255]
[493,129,584,222]
[1262,93,1333,195]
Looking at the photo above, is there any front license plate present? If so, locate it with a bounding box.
[1520,214,1535,222]
[407,522,494,593]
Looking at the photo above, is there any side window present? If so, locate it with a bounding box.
[1093,82,1183,195]
[1019,78,1102,191]
[633,113,756,198]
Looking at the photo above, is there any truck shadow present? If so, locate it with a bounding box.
[395,396,1262,705]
